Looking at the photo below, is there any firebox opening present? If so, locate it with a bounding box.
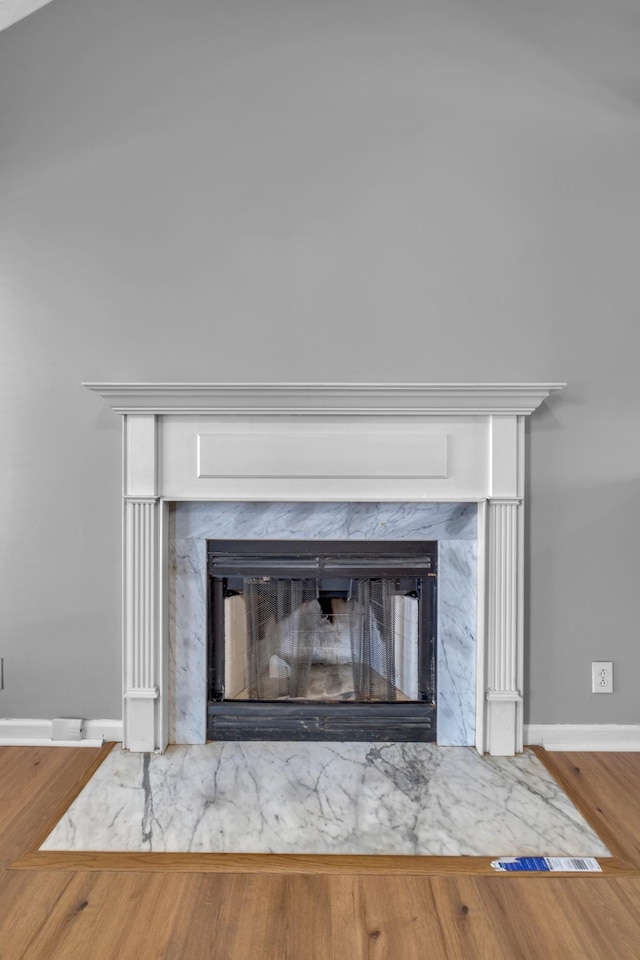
[206,541,437,741]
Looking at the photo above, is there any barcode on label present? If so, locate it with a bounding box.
[545,858,602,872]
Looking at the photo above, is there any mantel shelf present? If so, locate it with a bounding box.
[83,382,565,416]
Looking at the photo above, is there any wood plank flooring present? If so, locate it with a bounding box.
[1,745,640,959]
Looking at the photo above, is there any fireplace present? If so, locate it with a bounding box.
[206,539,438,741]
[83,381,565,756]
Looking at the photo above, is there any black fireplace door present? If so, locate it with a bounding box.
[206,541,437,741]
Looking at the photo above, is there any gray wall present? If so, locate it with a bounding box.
[1,0,639,724]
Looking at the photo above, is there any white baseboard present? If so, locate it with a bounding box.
[0,718,122,747]
[525,723,640,752]
[3,719,638,752]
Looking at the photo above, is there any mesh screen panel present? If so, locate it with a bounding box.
[243,577,402,702]
[349,579,397,701]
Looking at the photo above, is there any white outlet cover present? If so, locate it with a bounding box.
[591,661,613,694]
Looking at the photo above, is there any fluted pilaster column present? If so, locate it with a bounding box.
[121,414,162,752]
[485,499,523,755]
[123,497,160,750]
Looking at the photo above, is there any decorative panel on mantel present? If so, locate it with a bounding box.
[160,416,490,501]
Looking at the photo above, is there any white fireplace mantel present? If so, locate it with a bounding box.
[84,381,564,756]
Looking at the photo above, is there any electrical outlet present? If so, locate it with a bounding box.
[592,661,613,694]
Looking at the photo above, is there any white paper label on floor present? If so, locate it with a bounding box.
[491,857,602,872]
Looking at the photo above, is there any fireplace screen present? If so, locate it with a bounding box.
[207,541,437,741]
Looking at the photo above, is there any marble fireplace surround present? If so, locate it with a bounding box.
[170,501,477,748]
[84,382,564,757]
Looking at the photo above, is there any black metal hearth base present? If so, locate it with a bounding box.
[207,701,436,742]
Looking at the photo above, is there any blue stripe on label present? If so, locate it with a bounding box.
[498,858,551,871]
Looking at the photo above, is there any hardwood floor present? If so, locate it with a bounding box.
[1,746,639,959]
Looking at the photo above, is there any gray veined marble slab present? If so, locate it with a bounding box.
[41,743,610,858]
[169,501,478,746]
[171,501,477,542]
[169,539,207,744]
[437,540,476,746]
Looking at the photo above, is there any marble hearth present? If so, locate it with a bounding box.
[84,382,565,756]
[41,742,609,858]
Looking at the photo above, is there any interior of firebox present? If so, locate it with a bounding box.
[207,541,437,707]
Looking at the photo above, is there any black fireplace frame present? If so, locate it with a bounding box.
[206,540,437,742]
